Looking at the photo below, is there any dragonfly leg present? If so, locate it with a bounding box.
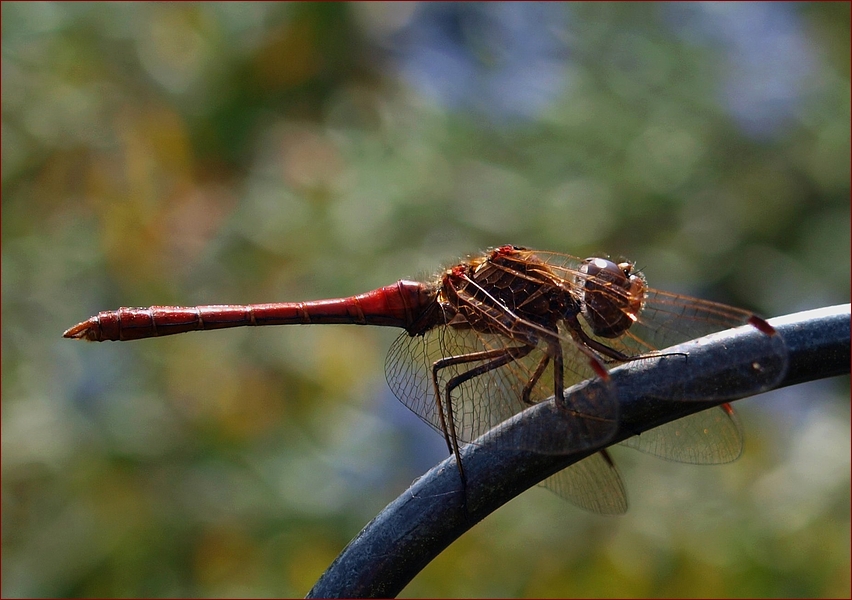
[520,353,551,406]
[571,321,691,370]
[551,340,565,405]
[516,337,596,414]
[431,345,536,487]
[547,337,615,429]
[564,313,634,362]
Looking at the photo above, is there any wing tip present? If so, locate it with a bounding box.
[747,315,776,336]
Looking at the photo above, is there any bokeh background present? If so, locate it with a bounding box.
[2,2,849,597]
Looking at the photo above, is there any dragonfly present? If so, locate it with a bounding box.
[64,245,787,513]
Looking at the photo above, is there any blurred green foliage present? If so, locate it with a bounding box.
[2,2,849,597]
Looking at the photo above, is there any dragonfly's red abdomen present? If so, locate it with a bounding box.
[63,280,437,342]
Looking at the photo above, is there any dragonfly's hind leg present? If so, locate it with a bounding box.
[431,345,535,493]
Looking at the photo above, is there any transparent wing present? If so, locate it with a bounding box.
[386,327,532,444]
[540,450,627,514]
[621,404,743,464]
[385,325,618,455]
[542,405,742,513]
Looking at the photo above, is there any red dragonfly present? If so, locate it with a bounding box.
[64,245,786,513]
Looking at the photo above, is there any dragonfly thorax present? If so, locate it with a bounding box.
[437,247,579,342]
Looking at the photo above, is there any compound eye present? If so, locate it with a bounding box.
[581,258,627,284]
[580,257,639,338]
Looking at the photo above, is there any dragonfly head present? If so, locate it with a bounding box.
[579,257,647,338]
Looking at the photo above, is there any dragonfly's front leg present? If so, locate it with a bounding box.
[564,313,634,363]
